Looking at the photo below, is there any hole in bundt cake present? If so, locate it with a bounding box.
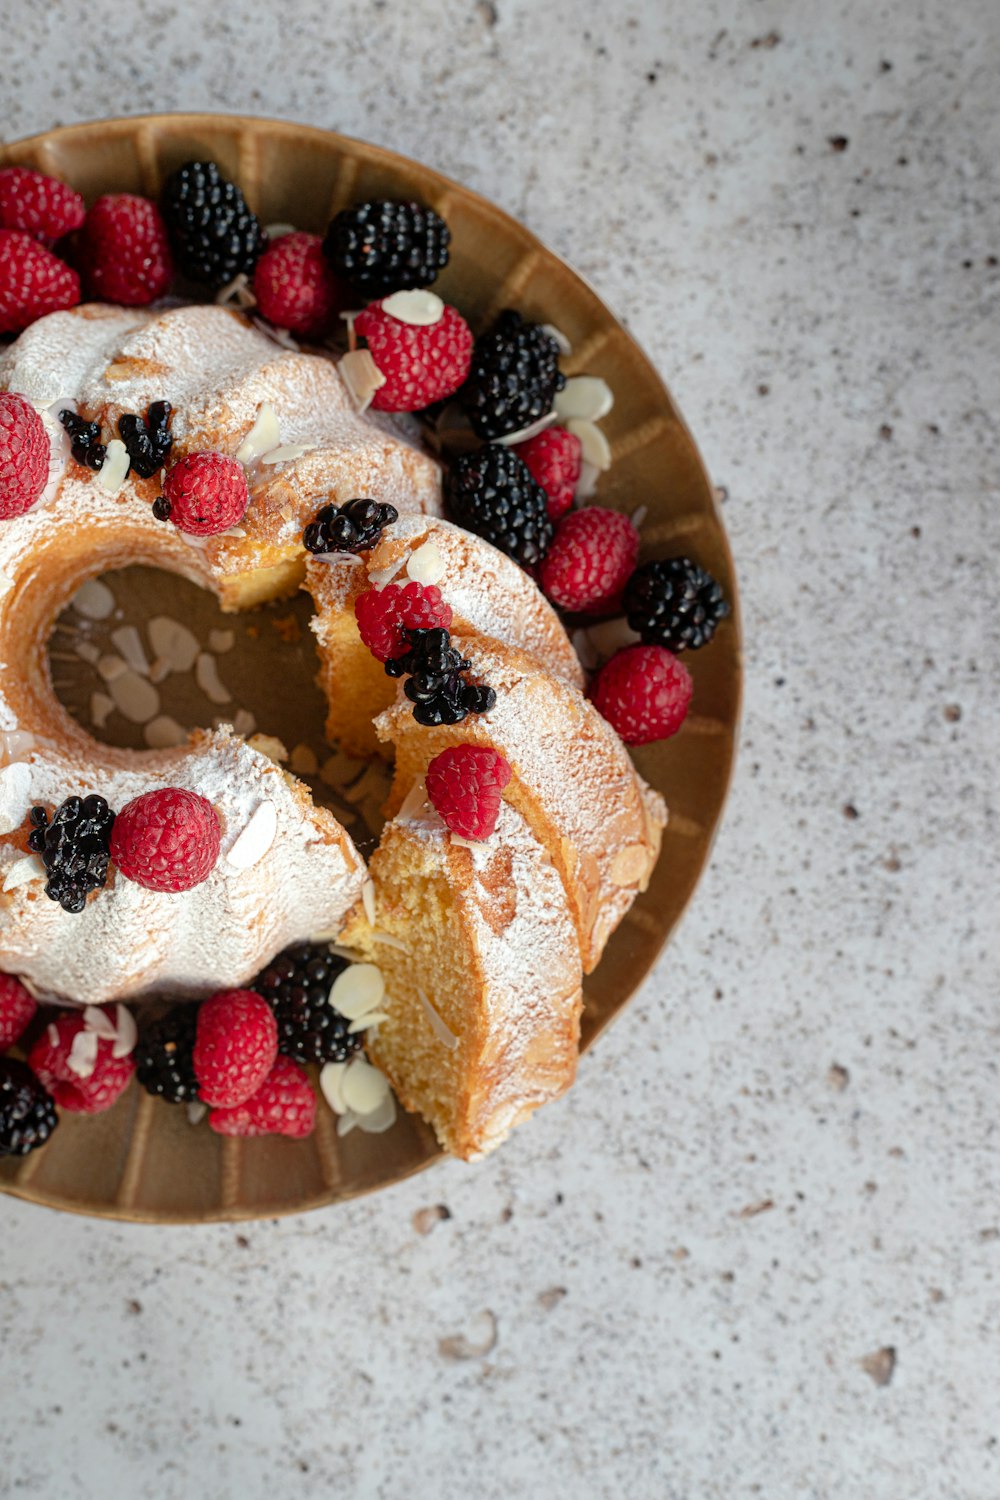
[47,564,390,853]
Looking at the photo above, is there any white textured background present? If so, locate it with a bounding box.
[1,1,998,1497]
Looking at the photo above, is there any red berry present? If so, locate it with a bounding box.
[253,231,345,336]
[588,644,692,745]
[161,451,249,536]
[355,580,453,662]
[28,1010,135,1114]
[513,426,581,521]
[0,391,50,519]
[193,989,278,1109]
[208,1055,316,1138]
[0,229,80,334]
[539,506,639,615]
[0,973,36,1051]
[426,744,512,841]
[355,299,473,411]
[110,787,221,893]
[0,167,85,242]
[77,194,173,306]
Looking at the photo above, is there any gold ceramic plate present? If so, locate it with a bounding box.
[0,114,741,1222]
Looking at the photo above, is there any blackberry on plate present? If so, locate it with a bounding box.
[0,1058,58,1157]
[134,1007,199,1104]
[304,497,398,555]
[252,944,363,1065]
[59,409,105,471]
[28,794,115,914]
[459,310,566,440]
[324,199,450,298]
[118,401,173,480]
[386,626,496,727]
[161,160,266,289]
[623,557,730,653]
[445,444,553,568]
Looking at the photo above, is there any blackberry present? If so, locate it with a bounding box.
[118,401,173,480]
[0,1059,58,1157]
[134,1007,199,1104]
[459,310,566,440]
[303,497,398,555]
[161,160,266,289]
[252,944,363,1065]
[445,444,553,568]
[324,199,450,298]
[28,794,115,914]
[386,627,496,726]
[624,557,730,652]
[59,409,105,471]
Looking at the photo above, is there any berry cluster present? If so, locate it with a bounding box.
[304,497,398,556]
[28,795,116,914]
[386,626,496,728]
[59,408,106,471]
[118,401,173,480]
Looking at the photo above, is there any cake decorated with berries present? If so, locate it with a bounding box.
[0,156,732,1168]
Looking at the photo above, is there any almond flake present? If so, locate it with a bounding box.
[3,852,44,891]
[148,616,200,674]
[381,289,444,326]
[75,640,100,666]
[362,877,377,926]
[418,987,459,1051]
[0,762,32,835]
[187,1100,208,1125]
[67,1028,99,1080]
[566,418,612,471]
[261,443,313,464]
[83,1005,117,1040]
[336,1111,360,1137]
[370,931,410,954]
[339,348,387,414]
[195,652,232,705]
[406,539,445,585]
[97,654,129,683]
[496,410,558,447]
[235,402,280,465]
[90,691,115,730]
[541,322,573,356]
[289,743,319,775]
[575,459,600,500]
[208,630,235,654]
[72,578,115,620]
[585,616,641,662]
[215,272,257,310]
[357,1092,397,1134]
[319,1061,349,1114]
[109,670,160,725]
[397,777,429,823]
[232,709,257,738]
[263,222,296,240]
[329,962,384,1020]
[631,504,648,529]
[97,439,131,494]
[248,733,287,764]
[610,844,650,887]
[110,625,149,677]
[226,800,277,870]
[347,1009,389,1034]
[143,715,187,749]
[555,376,614,423]
[341,1058,391,1115]
[113,1004,137,1059]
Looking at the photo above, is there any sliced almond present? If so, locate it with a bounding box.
[83,1005,117,1040]
[289,743,319,775]
[215,272,256,310]
[405,539,445,585]
[381,289,444,326]
[319,1061,349,1114]
[631,503,648,529]
[339,348,387,414]
[370,931,410,954]
[248,733,287,764]
[232,709,257,739]
[397,777,429,823]
[541,322,573,356]
[566,418,612,471]
[585,616,641,661]
[143,715,187,749]
[72,578,115,620]
[418,986,459,1051]
[66,1028,99,1080]
[347,1009,389,1034]
[208,629,235,654]
[341,1058,391,1115]
[148,616,200,674]
[90,691,115,730]
[235,402,281,465]
[3,853,44,891]
[0,762,32,835]
[97,654,129,683]
[110,625,149,677]
[97,439,131,494]
[361,877,376,926]
[109,671,160,725]
[195,652,232,705]
[575,458,601,500]
[75,640,101,666]
[555,376,614,423]
[226,800,278,870]
[112,1003,137,1059]
[260,443,314,464]
[496,410,558,447]
[610,844,650,887]
[357,1092,397,1134]
[329,962,384,1021]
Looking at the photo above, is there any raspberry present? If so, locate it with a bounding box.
[512,425,581,521]
[0,1059,58,1156]
[208,1055,316,1138]
[157,451,249,536]
[0,973,36,1051]
[252,231,345,336]
[426,744,512,841]
[354,299,473,411]
[324,199,450,298]
[76,194,173,307]
[28,1010,135,1114]
[0,229,80,335]
[355,581,453,662]
[110,787,221,893]
[0,392,50,520]
[193,989,279,1109]
[588,644,693,745]
[0,167,85,242]
[539,507,639,615]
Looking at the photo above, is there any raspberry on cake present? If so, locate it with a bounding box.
[156,451,250,536]
[193,989,278,1109]
[76,194,173,306]
[0,166,85,242]
[110,788,222,893]
[0,229,79,334]
[324,199,450,297]
[539,506,640,615]
[355,581,453,662]
[253,231,345,336]
[426,744,512,841]
[354,296,473,411]
[0,391,50,519]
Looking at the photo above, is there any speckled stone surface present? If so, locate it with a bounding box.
[1,2,998,1496]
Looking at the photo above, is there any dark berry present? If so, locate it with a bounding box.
[303,497,398,555]
[161,160,266,289]
[118,401,173,480]
[445,444,553,568]
[323,199,450,298]
[386,626,496,727]
[59,408,106,470]
[252,944,363,1065]
[134,1007,200,1104]
[459,310,566,440]
[0,1059,58,1157]
[623,557,730,652]
[151,496,172,522]
[29,793,115,914]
